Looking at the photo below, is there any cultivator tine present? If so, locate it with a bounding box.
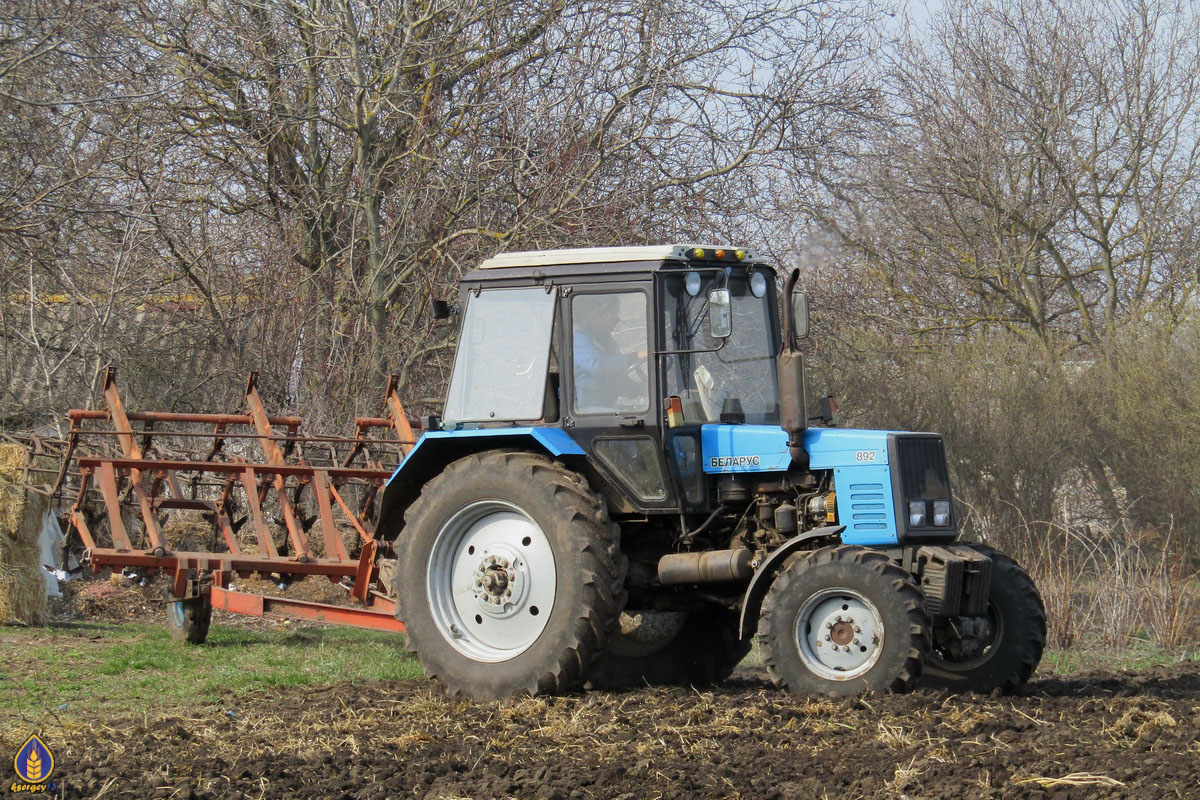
[216,512,241,555]
[96,461,133,552]
[238,467,279,559]
[311,471,348,562]
[243,373,313,561]
[385,375,417,456]
[329,482,373,543]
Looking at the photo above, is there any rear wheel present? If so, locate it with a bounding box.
[166,596,211,644]
[757,546,929,696]
[395,451,626,700]
[587,606,750,689]
[920,545,1045,693]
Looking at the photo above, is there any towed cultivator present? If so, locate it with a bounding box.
[58,368,418,637]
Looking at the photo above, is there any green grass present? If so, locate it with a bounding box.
[1041,644,1200,676]
[0,622,424,721]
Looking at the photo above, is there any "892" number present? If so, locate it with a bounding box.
[855,450,878,462]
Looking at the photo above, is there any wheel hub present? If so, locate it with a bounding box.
[830,620,855,646]
[469,546,531,619]
[796,589,885,681]
[426,501,557,663]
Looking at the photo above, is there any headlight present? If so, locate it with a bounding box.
[685,271,702,296]
[908,500,926,527]
[749,271,767,298]
[932,500,951,526]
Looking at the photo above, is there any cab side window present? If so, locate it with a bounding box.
[571,292,648,415]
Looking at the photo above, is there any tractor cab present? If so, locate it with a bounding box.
[435,245,792,515]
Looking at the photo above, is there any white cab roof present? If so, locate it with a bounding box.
[478,244,758,269]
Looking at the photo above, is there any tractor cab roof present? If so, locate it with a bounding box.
[464,244,764,283]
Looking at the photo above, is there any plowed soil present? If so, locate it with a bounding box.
[49,661,1200,799]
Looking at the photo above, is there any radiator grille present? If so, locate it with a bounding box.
[896,437,950,500]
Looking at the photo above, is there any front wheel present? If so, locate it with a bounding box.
[920,545,1046,693]
[394,451,626,700]
[757,546,930,696]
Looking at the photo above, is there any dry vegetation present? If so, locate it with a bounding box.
[0,443,48,625]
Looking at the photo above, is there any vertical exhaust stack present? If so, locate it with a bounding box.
[778,269,808,469]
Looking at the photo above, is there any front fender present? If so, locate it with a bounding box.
[737,525,845,639]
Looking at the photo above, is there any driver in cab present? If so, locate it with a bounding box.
[572,299,647,413]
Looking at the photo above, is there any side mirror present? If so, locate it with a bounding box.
[708,288,732,338]
[791,290,809,343]
[431,299,458,320]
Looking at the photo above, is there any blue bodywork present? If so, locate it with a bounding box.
[701,424,900,546]
[387,427,584,486]
[386,423,907,547]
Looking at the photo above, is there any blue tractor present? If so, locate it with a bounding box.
[377,245,1045,699]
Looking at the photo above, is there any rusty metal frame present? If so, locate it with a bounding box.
[61,367,418,632]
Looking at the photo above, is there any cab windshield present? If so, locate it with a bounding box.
[660,267,780,424]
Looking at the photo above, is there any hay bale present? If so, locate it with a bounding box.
[0,444,49,625]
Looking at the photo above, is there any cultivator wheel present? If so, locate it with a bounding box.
[167,597,212,644]
[757,545,930,696]
[587,607,750,689]
[394,451,627,700]
[920,545,1046,694]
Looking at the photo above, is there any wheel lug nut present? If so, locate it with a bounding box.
[853,626,861,633]
[825,635,831,641]
[853,638,860,645]
[825,621,834,629]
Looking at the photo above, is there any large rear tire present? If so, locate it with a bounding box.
[587,606,750,689]
[394,451,626,700]
[920,545,1046,694]
[757,545,929,696]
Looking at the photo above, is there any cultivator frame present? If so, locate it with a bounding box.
[58,368,419,633]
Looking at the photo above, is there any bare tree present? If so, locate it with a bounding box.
[802,0,1200,355]
[792,0,1200,549]
[107,0,881,421]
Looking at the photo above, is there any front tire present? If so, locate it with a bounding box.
[395,451,626,700]
[920,545,1046,693]
[757,546,929,696]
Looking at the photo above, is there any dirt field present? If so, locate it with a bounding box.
[16,659,1196,799]
[2,580,1195,799]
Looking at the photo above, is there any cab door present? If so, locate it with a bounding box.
[563,286,676,512]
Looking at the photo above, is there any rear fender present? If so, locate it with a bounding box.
[375,428,585,540]
[737,525,845,639]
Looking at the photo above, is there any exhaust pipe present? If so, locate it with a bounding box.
[658,548,754,585]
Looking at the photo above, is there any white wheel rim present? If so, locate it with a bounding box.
[427,500,556,663]
[795,588,885,681]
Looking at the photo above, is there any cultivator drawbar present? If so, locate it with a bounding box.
[58,367,419,633]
